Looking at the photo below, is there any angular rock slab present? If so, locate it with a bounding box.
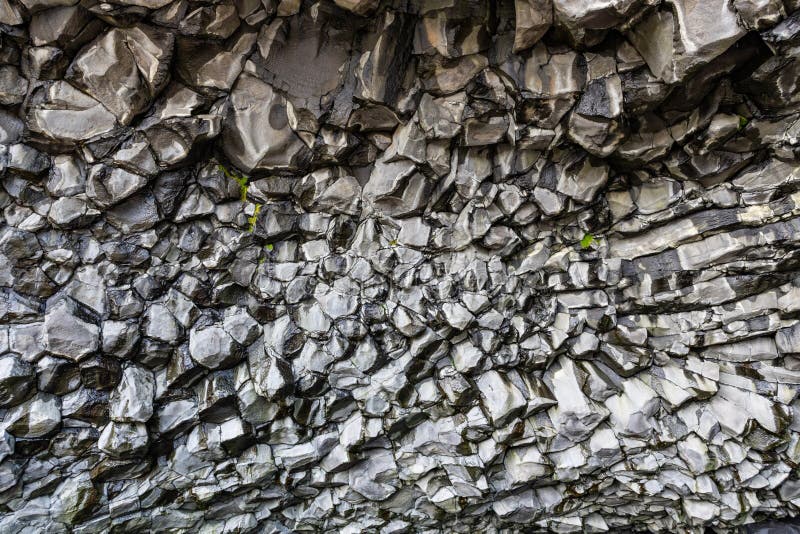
[221,74,309,172]
[68,24,174,125]
[628,0,746,83]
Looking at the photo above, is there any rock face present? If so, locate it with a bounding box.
[221,73,309,172]
[2,0,800,532]
[67,25,174,125]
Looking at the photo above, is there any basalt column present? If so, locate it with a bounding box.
[2,0,800,532]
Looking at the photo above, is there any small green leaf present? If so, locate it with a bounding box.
[580,234,595,249]
[265,243,274,251]
[738,115,749,130]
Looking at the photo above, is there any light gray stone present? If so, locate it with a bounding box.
[43,298,99,361]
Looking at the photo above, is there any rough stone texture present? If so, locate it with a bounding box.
[3,0,800,533]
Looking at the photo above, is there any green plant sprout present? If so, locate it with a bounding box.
[247,204,261,232]
[580,233,596,249]
[218,164,249,202]
[257,242,273,266]
[738,115,749,130]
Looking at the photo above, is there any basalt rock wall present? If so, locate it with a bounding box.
[2,0,800,532]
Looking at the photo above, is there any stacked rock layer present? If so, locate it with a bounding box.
[3,0,800,532]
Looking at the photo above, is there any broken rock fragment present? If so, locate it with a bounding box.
[189,324,243,369]
[27,81,117,143]
[43,297,99,361]
[0,354,35,407]
[68,25,174,125]
[514,0,553,52]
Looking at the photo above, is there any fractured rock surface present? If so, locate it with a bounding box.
[3,0,800,532]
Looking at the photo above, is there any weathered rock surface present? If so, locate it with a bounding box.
[67,25,174,125]
[2,0,800,532]
[221,73,308,172]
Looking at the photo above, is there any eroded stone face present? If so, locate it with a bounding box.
[2,0,800,532]
[627,0,746,84]
[67,25,174,125]
[221,73,309,172]
[27,81,118,143]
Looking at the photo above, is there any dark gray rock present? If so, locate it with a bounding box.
[86,166,149,208]
[355,10,414,105]
[627,0,746,84]
[3,1,800,532]
[222,73,309,172]
[36,355,81,394]
[514,0,553,52]
[27,81,118,143]
[105,191,160,233]
[0,65,28,105]
[0,354,35,407]
[67,25,174,125]
[80,355,123,390]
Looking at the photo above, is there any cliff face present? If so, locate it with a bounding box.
[2,0,800,531]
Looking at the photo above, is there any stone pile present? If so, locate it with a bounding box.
[2,0,800,532]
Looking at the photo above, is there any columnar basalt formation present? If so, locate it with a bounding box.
[3,0,800,532]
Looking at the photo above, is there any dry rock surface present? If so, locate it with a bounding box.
[3,0,800,532]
